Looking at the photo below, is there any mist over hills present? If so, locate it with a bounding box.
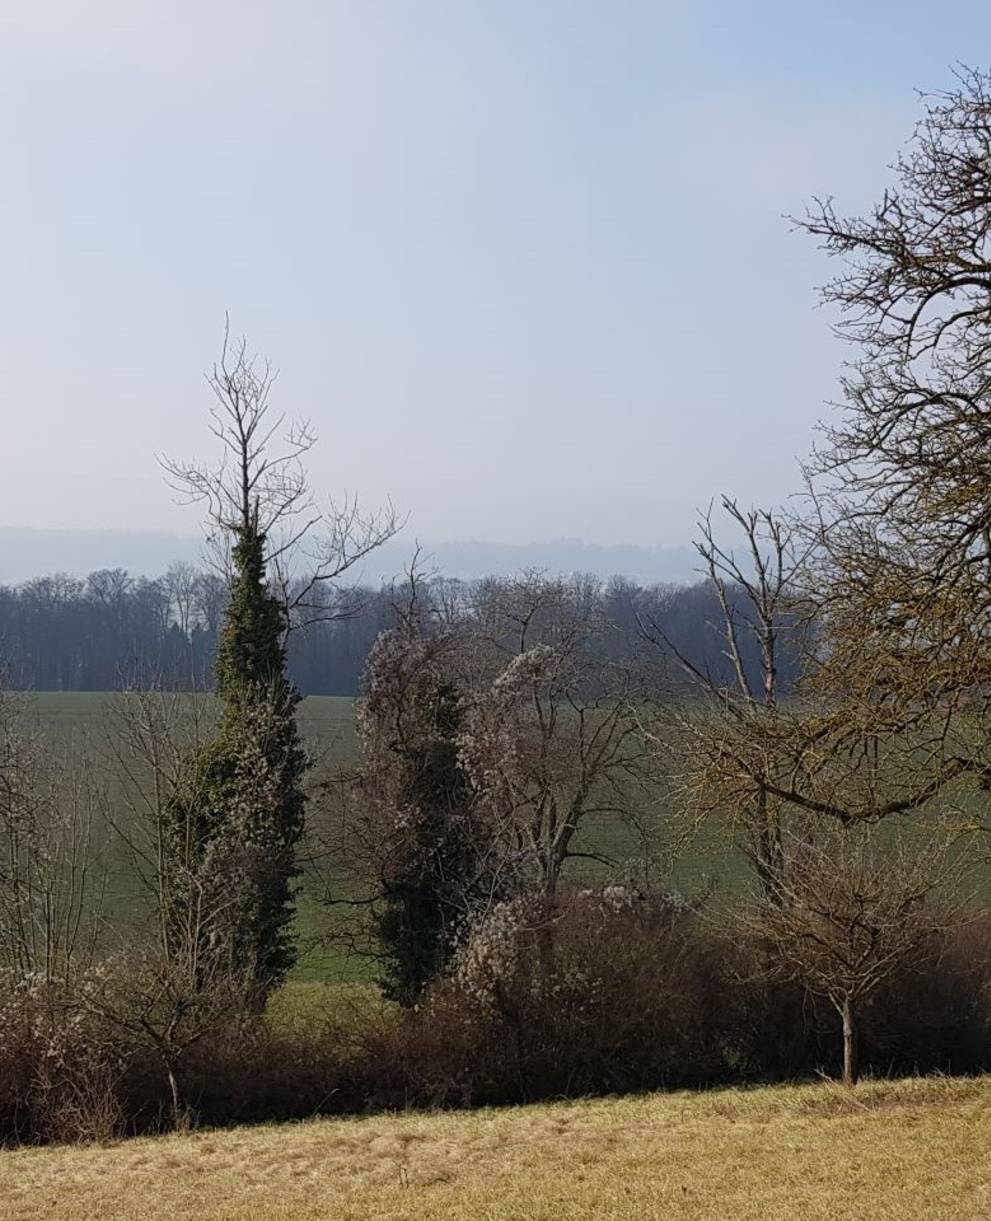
[0,529,207,585]
[0,528,699,587]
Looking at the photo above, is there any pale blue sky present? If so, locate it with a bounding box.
[2,2,986,548]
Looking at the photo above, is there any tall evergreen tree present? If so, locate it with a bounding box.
[160,325,397,1002]
[159,529,307,1003]
[211,525,307,993]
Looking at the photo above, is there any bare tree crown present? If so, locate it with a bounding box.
[161,321,402,630]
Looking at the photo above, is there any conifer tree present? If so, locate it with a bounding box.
[161,325,398,1001]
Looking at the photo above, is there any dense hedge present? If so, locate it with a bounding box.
[3,900,988,1146]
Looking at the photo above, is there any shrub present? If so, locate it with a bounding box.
[2,902,989,1147]
[0,973,125,1145]
[735,919,991,1083]
[364,895,991,1109]
[362,891,753,1108]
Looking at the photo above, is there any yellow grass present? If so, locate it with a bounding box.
[266,981,396,1042]
[3,1077,991,1220]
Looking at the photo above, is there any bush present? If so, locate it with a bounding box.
[857,918,991,1077]
[732,918,991,1083]
[0,974,125,1145]
[361,895,991,1108]
[362,891,754,1108]
[2,901,989,1147]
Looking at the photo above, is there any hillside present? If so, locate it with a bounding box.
[3,1077,989,1221]
[0,528,698,587]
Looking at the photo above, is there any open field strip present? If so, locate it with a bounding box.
[3,1077,991,1221]
[28,691,748,923]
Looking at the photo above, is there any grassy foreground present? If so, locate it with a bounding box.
[3,1078,991,1220]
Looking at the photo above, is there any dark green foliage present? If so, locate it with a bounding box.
[214,531,287,702]
[375,683,479,1007]
[163,528,308,1003]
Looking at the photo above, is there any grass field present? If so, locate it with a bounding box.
[2,1076,990,1220]
[26,691,749,985]
[26,692,362,766]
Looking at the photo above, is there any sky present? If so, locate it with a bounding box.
[2,1,988,552]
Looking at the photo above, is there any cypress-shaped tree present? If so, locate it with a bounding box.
[214,527,289,701]
[374,680,477,1006]
[164,526,307,1004]
[159,326,394,1001]
[216,526,307,991]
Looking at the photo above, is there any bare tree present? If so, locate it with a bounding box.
[644,493,984,894]
[86,568,131,612]
[164,562,199,637]
[192,571,228,635]
[0,686,105,984]
[786,68,991,832]
[160,321,401,632]
[462,574,659,905]
[641,499,811,897]
[103,688,210,949]
[737,822,970,1086]
[79,939,253,1130]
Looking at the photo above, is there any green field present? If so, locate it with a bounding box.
[27,691,748,985]
[27,691,361,756]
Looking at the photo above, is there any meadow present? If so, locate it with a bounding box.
[27,691,748,987]
[2,1076,989,1220]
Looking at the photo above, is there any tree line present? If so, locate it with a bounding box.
[0,564,803,697]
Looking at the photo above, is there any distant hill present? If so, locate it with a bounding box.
[377,538,699,586]
[0,528,205,584]
[0,527,698,587]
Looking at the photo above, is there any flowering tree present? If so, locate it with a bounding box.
[461,576,658,908]
[338,572,659,998]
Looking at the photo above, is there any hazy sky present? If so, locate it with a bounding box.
[2,2,987,548]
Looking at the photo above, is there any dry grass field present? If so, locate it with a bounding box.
[3,1077,990,1221]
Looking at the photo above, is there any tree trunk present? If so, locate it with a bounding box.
[841,996,858,1087]
[166,1061,185,1131]
[753,818,784,904]
[535,890,557,980]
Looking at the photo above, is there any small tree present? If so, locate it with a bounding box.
[0,685,104,985]
[738,824,967,1086]
[80,938,253,1130]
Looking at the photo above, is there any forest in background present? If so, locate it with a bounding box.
[0,566,799,697]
